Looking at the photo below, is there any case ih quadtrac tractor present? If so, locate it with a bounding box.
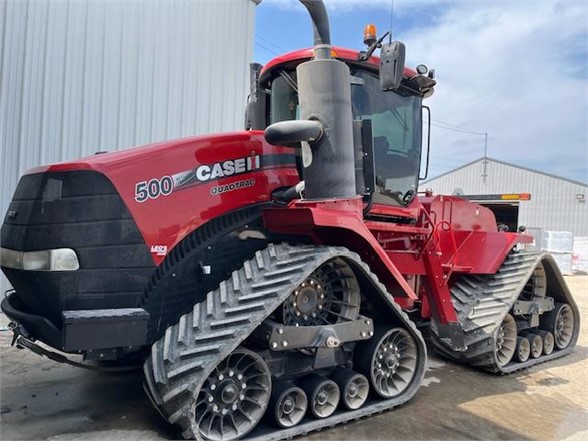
[0,1,580,440]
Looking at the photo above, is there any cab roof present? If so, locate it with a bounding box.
[260,46,418,85]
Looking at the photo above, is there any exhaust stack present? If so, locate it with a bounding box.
[265,0,356,200]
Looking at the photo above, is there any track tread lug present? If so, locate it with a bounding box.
[429,251,579,374]
[143,243,427,440]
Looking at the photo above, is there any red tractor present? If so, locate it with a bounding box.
[0,1,579,440]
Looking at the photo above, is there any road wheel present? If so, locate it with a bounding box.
[514,336,530,362]
[355,326,418,399]
[494,314,517,367]
[541,303,574,350]
[195,348,271,441]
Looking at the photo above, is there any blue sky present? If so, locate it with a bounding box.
[254,0,588,184]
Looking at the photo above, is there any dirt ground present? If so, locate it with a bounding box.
[1,276,586,441]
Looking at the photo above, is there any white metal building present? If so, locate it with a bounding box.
[1,0,259,293]
[423,157,588,236]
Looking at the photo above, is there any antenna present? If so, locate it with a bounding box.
[389,0,394,42]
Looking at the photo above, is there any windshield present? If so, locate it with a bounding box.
[352,70,422,206]
[269,69,422,207]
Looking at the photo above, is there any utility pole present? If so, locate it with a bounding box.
[482,132,488,184]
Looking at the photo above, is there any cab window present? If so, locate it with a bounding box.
[351,70,422,206]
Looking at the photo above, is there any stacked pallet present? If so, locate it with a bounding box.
[543,231,574,275]
[572,237,588,274]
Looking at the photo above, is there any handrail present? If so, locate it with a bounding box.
[436,220,459,283]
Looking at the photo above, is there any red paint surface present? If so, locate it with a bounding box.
[264,193,531,322]
[260,46,418,82]
[27,131,299,265]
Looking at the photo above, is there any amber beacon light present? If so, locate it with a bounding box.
[364,24,377,46]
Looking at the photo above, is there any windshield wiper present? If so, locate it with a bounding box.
[279,70,298,93]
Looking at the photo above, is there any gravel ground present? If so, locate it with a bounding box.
[1,276,586,441]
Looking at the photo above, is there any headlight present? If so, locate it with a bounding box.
[1,248,79,271]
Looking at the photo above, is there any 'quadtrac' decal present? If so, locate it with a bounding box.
[134,154,295,203]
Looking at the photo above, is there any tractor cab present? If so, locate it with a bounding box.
[248,40,436,211]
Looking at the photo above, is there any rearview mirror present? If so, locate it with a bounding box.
[380,41,406,91]
[244,63,266,130]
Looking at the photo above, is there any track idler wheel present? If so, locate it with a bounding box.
[355,326,418,399]
[195,348,271,441]
[302,375,340,419]
[494,313,517,367]
[331,369,369,410]
[542,302,575,350]
[514,336,531,363]
[269,382,308,428]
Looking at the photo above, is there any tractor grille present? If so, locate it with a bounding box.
[1,170,154,327]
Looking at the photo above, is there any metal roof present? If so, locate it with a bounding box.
[424,157,588,188]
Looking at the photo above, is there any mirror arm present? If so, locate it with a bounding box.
[358,31,390,62]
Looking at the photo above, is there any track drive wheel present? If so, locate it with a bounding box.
[268,382,307,429]
[283,258,360,326]
[542,303,575,350]
[494,313,517,368]
[195,348,271,441]
[355,326,418,399]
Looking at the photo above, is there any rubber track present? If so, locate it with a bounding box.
[143,243,427,440]
[429,251,580,373]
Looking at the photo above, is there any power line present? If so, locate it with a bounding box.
[429,122,486,136]
[424,117,487,136]
[257,35,287,53]
[426,119,489,182]
[254,41,281,56]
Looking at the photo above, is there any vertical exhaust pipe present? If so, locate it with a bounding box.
[265,0,356,200]
[299,0,331,46]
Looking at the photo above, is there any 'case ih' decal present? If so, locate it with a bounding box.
[133,154,295,203]
[173,155,261,189]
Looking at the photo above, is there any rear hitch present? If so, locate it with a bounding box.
[9,331,141,373]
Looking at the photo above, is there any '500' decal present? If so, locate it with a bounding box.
[135,176,174,202]
[134,155,261,203]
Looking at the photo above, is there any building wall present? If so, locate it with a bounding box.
[424,159,588,236]
[1,0,257,294]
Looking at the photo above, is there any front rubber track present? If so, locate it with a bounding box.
[143,243,427,440]
[428,251,581,374]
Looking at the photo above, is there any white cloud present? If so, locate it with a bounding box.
[402,1,588,182]
[259,0,588,182]
[263,0,446,13]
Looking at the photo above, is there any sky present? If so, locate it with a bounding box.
[253,0,588,184]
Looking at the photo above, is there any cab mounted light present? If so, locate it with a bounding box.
[364,24,377,47]
[0,248,80,271]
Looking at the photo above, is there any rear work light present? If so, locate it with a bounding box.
[0,248,79,271]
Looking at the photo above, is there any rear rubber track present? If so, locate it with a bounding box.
[143,243,427,440]
[429,251,580,373]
